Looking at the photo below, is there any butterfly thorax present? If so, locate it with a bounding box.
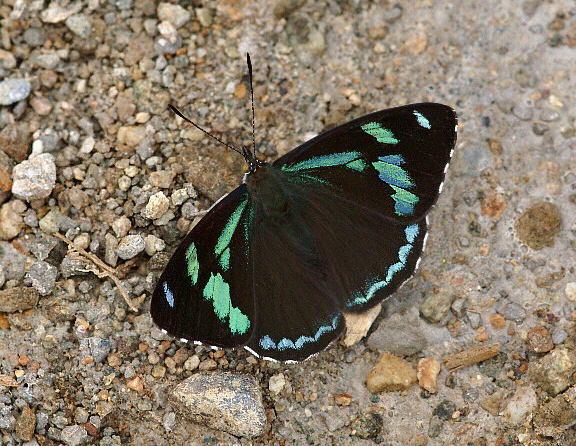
[245,163,289,216]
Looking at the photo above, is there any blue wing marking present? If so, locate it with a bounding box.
[258,315,340,352]
[347,223,420,307]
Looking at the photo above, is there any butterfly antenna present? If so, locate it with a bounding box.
[168,104,244,156]
[247,53,257,157]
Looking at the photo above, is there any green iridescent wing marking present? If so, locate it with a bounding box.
[215,198,248,270]
[360,122,399,144]
[185,243,199,285]
[371,154,418,216]
[281,151,364,172]
[151,185,255,349]
[203,272,250,335]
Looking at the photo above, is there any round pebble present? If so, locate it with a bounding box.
[157,3,191,28]
[65,14,93,38]
[268,373,287,394]
[0,202,24,240]
[117,235,146,260]
[12,153,57,200]
[144,191,170,219]
[0,78,31,105]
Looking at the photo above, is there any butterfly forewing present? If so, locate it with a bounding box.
[151,186,255,348]
[275,103,456,223]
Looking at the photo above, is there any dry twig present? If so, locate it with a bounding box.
[54,232,138,312]
[443,343,501,370]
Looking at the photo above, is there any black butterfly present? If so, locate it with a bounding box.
[151,56,457,362]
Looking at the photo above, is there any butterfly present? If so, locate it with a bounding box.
[151,55,457,362]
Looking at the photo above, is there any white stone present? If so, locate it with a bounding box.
[501,386,538,424]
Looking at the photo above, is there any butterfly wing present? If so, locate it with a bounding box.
[277,178,429,313]
[275,103,456,223]
[254,103,455,328]
[151,186,256,348]
[244,191,346,362]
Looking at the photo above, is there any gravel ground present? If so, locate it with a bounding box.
[1,0,576,445]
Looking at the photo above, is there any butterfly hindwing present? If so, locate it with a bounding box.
[275,103,456,223]
[275,177,429,314]
[244,189,346,361]
[151,186,255,348]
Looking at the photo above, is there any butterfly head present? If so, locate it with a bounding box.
[241,146,266,175]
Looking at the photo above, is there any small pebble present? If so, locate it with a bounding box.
[502,386,538,424]
[12,153,57,200]
[268,373,287,394]
[14,407,36,441]
[171,188,189,206]
[351,412,383,441]
[196,8,213,27]
[540,108,560,122]
[40,3,81,23]
[466,310,482,328]
[515,202,562,250]
[111,216,131,238]
[144,192,170,219]
[170,372,266,438]
[366,352,418,393]
[30,96,53,115]
[116,235,146,260]
[0,79,31,105]
[104,233,119,266]
[30,53,61,70]
[504,302,527,321]
[163,411,177,432]
[144,234,165,256]
[25,261,57,296]
[127,376,144,391]
[0,201,24,240]
[420,290,455,323]
[184,355,200,371]
[149,170,176,188]
[65,14,93,38]
[530,348,576,396]
[198,359,217,371]
[489,313,506,330]
[480,192,507,219]
[565,282,576,303]
[551,328,568,345]
[157,3,191,28]
[526,326,554,353]
[88,337,111,364]
[117,125,146,147]
[417,357,441,393]
[0,49,17,69]
[367,310,426,356]
[512,103,533,121]
[60,425,89,446]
